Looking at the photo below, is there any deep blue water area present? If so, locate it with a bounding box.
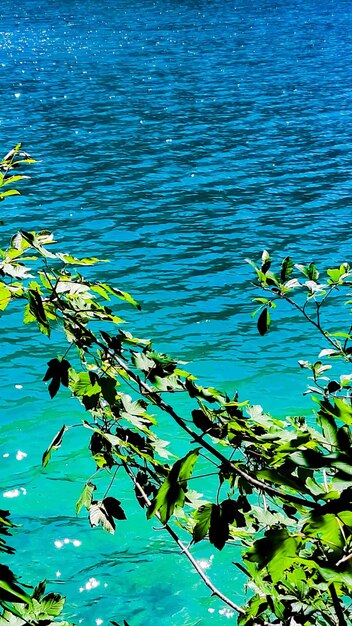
[1,0,352,623]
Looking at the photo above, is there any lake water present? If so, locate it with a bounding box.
[1,0,352,623]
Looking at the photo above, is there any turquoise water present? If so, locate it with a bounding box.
[1,0,352,623]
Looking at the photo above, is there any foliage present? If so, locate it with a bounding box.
[0,509,72,626]
[3,148,352,625]
[0,146,73,626]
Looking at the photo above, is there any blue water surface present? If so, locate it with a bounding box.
[1,0,352,623]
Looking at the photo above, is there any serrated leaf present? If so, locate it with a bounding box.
[102,497,126,521]
[89,501,115,534]
[70,371,101,397]
[32,580,46,601]
[39,592,65,618]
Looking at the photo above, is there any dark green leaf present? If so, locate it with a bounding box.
[193,503,213,543]
[102,497,126,521]
[280,256,293,282]
[257,307,270,336]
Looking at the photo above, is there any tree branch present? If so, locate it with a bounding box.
[123,462,245,615]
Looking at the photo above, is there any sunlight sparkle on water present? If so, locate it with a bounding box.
[79,577,100,592]
[196,555,214,571]
[55,538,82,549]
[3,487,26,498]
[16,450,27,460]
[219,608,235,619]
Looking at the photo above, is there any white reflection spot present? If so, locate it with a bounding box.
[56,571,61,578]
[14,93,21,98]
[3,453,10,458]
[3,489,20,498]
[54,540,63,549]
[82,577,100,591]
[208,608,215,614]
[96,620,103,625]
[72,539,81,547]
[16,451,27,461]
[63,538,70,544]
[219,608,235,618]
[15,384,23,389]
[197,555,214,571]
[20,487,27,495]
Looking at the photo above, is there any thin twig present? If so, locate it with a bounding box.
[329,583,348,626]
[123,462,245,615]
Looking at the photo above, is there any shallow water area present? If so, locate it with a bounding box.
[1,0,352,623]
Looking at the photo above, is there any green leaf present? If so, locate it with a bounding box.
[290,449,324,469]
[42,425,68,467]
[0,564,32,606]
[261,250,271,273]
[280,256,293,282]
[75,482,96,515]
[89,499,126,534]
[295,264,309,278]
[43,358,71,398]
[56,253,107,265]
[245,528,301,583]
[257,307,270,336]
[0,284,11,311]
[32,580,46,601]
[102,497,126,521]
[193,503,213,543]
[101,284,141,310]
[172,448,200,484]
[147,449,200,523]
[318,412,338,448]
[319,397,352,426]
[208,504,227,550]
[0,189,21,198]
[303,514,343,552]
[39,592,65,618]
[147,478,183,525]
[28,289,50,336]
[208,499,246,550]
[70,371,101,397]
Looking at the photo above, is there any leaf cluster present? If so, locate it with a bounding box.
[3,151,352,624]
